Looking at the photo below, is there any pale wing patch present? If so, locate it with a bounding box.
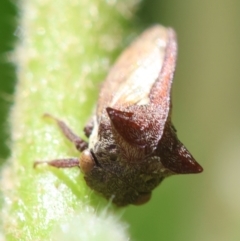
[110,26,168,107]
[111,48,160,106]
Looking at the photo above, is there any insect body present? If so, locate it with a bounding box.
[35,25,203,206]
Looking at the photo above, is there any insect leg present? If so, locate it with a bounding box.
[34,158,79,168]
[83,118,94,138]
[44,113,88,152]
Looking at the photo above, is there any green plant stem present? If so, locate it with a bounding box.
[0,0,141,240]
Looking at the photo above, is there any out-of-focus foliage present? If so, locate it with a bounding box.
[124,1,240,241]
[0,0,16,164]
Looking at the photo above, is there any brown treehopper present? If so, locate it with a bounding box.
[35,25,203,206]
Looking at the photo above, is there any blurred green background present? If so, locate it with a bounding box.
[0,0,239,241]
[0,0,16,165]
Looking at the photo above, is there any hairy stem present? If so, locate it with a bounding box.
[0,0,141,240]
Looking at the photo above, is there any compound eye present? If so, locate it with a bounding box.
[79,150,95,173]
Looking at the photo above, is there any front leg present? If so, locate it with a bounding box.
[44,113,88,152]
[34,158,79,168]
